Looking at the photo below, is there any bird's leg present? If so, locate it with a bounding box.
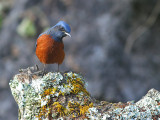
[35,64,39,71]
[58,64,59,72]
[43,64,46,74]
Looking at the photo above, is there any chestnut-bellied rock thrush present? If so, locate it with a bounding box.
[36,21,71,71]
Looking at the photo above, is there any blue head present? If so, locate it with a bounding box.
[55,21,71,33]
[45,21,71,42]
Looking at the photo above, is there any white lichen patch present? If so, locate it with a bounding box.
[86,89,160,120]
[86,107,102,119]
[31,78,43,92]
[9,72,66,120]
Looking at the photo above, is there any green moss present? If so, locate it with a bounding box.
[17,18,36,37]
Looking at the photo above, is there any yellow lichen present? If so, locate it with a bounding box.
[66,74,89,96]
[79,103,93,115]
[37,104,48,119]
[68,101,80,111]
[37,87,58,119]
[68,101,93,117]
[41,87,57,97]
[37,72,92,119]
[52,102,66,116]
[58,90,64,96]
[72,73,76,78]
[37,101,67,119]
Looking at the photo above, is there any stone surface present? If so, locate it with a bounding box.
[10,67,93,119]
[9,67,160,119]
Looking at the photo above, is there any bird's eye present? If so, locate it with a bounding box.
[59,26,65,31]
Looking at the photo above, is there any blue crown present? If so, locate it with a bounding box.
[55,21,71,33]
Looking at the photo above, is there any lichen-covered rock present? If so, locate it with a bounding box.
[9,67,160,120]
[91,89,160,120]
[9,67,93,120]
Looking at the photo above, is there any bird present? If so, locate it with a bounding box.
[35,21,71,72]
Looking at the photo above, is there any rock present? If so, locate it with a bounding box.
[9,66,160,119]
[9,66,92,119]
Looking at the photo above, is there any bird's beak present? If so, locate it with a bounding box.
[65,32,71,37]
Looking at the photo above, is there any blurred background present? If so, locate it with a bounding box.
[0,0,160,119]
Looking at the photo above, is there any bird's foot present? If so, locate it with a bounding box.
[42,70,47,76]
[19,65,45,83]
[19,64,39,73]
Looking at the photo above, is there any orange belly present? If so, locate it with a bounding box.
[36,34,65,64]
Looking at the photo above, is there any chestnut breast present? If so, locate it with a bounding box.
[36,34,65,64]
